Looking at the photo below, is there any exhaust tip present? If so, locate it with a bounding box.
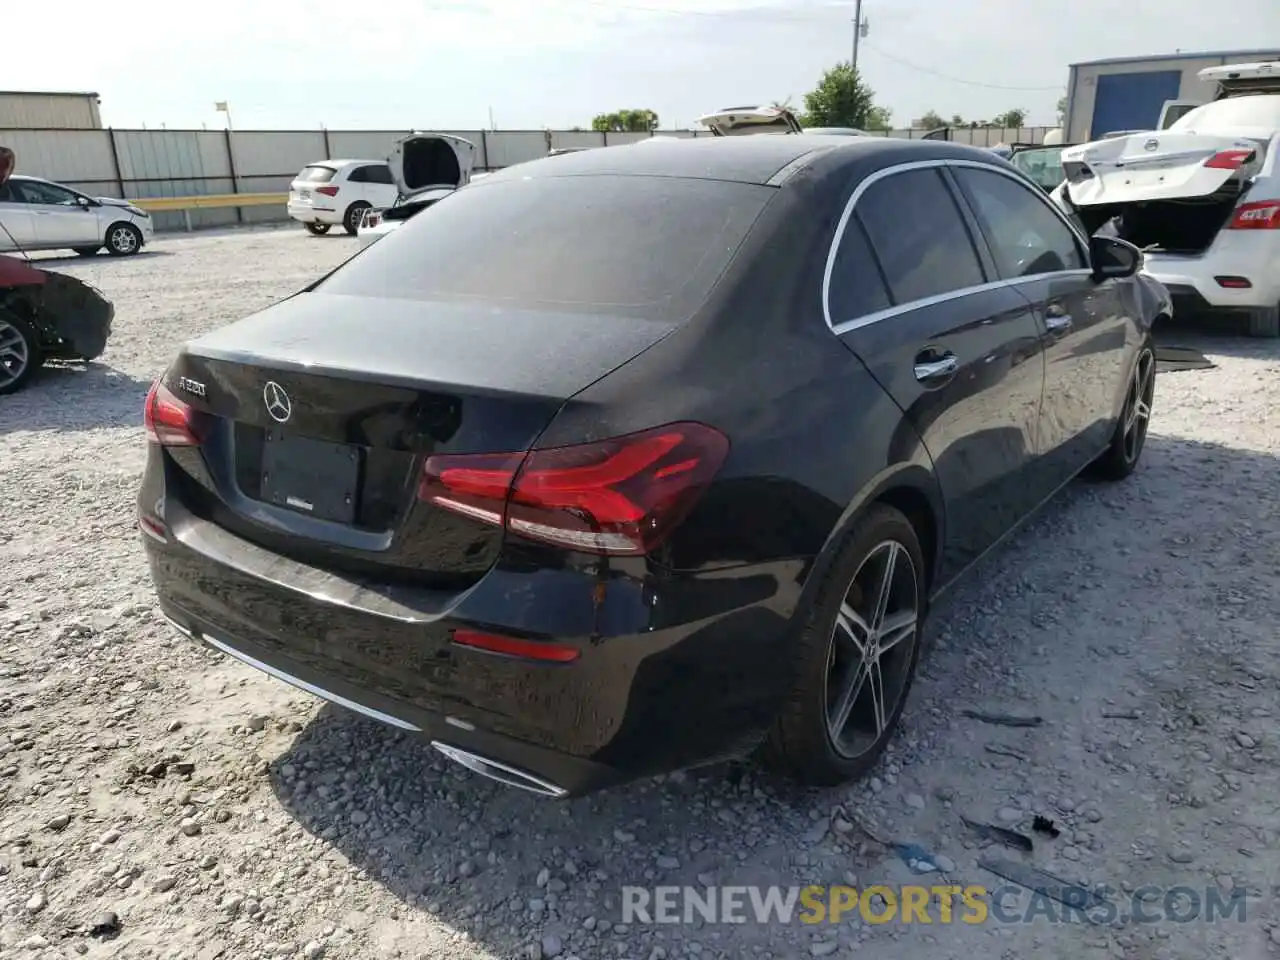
[431,741,569,799]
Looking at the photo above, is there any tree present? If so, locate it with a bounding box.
[800,61,883,130]
[1056,95,1067,125]
[992,108,1027,129]
[865,106,893,131]
[591,109,659,133]
[950,114,965,127]
[917,110,946,130]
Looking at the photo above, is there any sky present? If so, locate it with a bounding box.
[5,0,1278,131]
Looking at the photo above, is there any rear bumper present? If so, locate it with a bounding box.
[287,202,341,225]
[139,456,801,796]
[1143,241,1280,311]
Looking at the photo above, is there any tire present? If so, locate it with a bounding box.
[105,222,143,256]
[304,222,331,236]
[0,310,43,396]
[1245,303,1280,339]
[761,503,926,787]
[343,202,371,236]
[1086,341,1155,482]
[73,246,101,257]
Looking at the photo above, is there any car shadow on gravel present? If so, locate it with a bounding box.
[1154,325,1280,363]
[23,250,174,268]
[0,363,150,434]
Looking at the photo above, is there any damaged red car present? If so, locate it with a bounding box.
[0,146,115,395]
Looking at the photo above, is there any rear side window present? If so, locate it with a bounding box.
[827,217,891,324]
[954,167,1085,278]
[363,164,394,185]
[298,165,336,183]
[320,175,773,319]
[855,168,985,304]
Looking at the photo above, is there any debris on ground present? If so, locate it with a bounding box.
[978,857,1106,912]
[960,709,1044,728]
[961,817,1034,852]
[1032,815,1061,838]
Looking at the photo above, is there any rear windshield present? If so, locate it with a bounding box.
[1171,95,1280,131]
[297,165,337,183]
[319,175,773,318]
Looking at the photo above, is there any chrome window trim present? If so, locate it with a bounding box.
[822,158,1095,335]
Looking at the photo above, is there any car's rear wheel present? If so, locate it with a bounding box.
[73,246,101,257]
[0,310,42,396]
[304,222,331,236]
[105,222,143,256]
[343,202,371,236]
[763,503,925,786]
[1087,342,1155,481]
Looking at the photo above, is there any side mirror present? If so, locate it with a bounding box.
[75,196,93,208]
[1089,234,1141,280]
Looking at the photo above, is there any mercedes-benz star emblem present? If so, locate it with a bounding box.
[263,381,292,423]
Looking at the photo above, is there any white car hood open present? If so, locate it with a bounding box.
[1061,131,1268,206]
[390,132,475,199]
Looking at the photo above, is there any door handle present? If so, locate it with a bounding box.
[913,353,958,383]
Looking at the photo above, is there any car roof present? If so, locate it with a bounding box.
[476,134,1021,187]
[306,159,386,170]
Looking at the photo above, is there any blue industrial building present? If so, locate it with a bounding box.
[1064,49,1280,143]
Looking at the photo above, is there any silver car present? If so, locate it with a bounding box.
[0,175,154,257]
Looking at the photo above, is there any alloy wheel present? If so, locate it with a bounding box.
[1121,348,1154,463]
[0,319,31,390]
[110,226,139,254]
[824,539,920,759]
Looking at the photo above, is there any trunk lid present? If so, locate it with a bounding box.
[165,291,676,588]
[390,133,475,199]
[1062,132,1267,206]
[696,105,804,136]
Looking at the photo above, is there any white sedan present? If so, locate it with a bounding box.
[0,175,154,256]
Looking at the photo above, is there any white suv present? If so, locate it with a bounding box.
[1053,61,1280,337]
[287,160,399,236]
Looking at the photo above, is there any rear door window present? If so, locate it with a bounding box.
[855,168,986,304]
[363,164,394,184]
[827,217,892,325]
[952,167,1086,279]
[320,175,773,320]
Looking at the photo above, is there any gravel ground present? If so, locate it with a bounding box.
[2,226,1279,960]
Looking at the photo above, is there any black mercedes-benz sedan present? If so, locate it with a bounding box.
[139,135,1167,798]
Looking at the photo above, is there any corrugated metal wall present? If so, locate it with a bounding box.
[0,93,101,129]
[0,124,1055,231]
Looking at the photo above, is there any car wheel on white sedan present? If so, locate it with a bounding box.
[105,222,143,256]
[0,310,41,396]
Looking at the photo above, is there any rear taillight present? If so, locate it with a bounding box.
[1227,200,1280,230]
[315,185,340,197]
[420,422,730,555]
[1203,149,1256,170]
[144,380,204,446]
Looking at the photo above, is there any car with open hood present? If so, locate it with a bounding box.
[0,172,153,257]
[139,134,1166,798]
[0,146,115,395]
[354,132,476,248]
[1052,60,1280,337]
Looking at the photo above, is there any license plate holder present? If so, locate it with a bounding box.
[260,431,361,524]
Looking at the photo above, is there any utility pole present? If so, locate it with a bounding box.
[851,0,867,75]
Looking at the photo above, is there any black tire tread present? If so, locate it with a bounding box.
[0,309,43,396]
[760,503,924,787]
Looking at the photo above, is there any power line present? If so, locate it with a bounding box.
[860,40,1062,91]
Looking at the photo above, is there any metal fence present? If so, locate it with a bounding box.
[1,124,1056,232]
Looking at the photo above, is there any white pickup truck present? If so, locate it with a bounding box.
[1051,60,1280,337]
